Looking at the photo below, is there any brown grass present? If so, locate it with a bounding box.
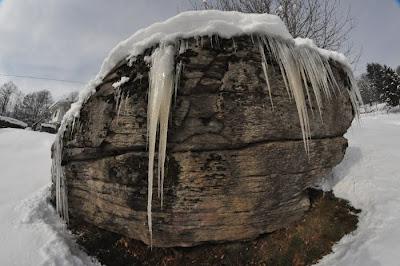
[70,189,359,266]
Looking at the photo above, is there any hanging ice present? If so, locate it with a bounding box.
[258,35,362,152]
[51,134,69,223]
[146,44,176,244]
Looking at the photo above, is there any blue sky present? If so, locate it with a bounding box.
[344,0,400,72]
[0,0,399,97]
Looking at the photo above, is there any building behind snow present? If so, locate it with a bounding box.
[49,100,73,125]
[33,100,73,133]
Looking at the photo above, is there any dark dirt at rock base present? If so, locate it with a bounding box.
[69,189,359,266]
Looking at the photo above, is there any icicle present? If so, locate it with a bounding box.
[147,44,176,245]
[116,92,125,120]
[232,38,237,53]
[299,64,315,118]
[210,35,214,49]
[260,34,362,152]
[174,61,183,105]
[250,34,255,45]
[264,36,312,151]
[262,36,292,100]
[115,88,121,112]
[124,93,130,111]
[114,86,122,112]
[344,68,363,118]
[258,38,274,109]
[179,40,186,54]
[70,117,77,139]
[215,35,220,48]
[52,134,69,223]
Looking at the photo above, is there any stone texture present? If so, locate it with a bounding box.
[57,36,354,247]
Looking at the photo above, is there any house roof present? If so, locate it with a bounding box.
[48,100,72,112]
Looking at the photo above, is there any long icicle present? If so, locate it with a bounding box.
[258,37,274,109]
[52,133,69,223]
[147,44,176,245]
[266,37,311,152]
[262,35,362,153]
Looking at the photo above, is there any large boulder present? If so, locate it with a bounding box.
[57,36,354,247]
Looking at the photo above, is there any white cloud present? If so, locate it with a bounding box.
[0,0,188,98]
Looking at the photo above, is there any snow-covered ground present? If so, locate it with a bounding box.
[1,112,400,265]
[0,129,97,266]
[318,112,400,266]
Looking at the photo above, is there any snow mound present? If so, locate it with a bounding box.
[0,115,27,128]
[0,129,98,265]
[16,187,99,266]
[317,113,400,266]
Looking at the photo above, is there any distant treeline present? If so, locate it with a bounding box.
[358,64,400,108]
[0,81,77,126]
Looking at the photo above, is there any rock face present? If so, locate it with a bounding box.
[57,36,354,247]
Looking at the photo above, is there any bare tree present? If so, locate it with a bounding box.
[62,91,79,103]
[0,81,18,115]
[14,90,53,125]
[190,0,358,61]
[396,66,400,76]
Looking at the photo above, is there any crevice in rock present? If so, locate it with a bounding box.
[64,135,346,163]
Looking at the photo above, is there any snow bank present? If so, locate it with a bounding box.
[317,113,400,266]
[4,114,400,264]
[0,115,27,128]
[0,129,97,266]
